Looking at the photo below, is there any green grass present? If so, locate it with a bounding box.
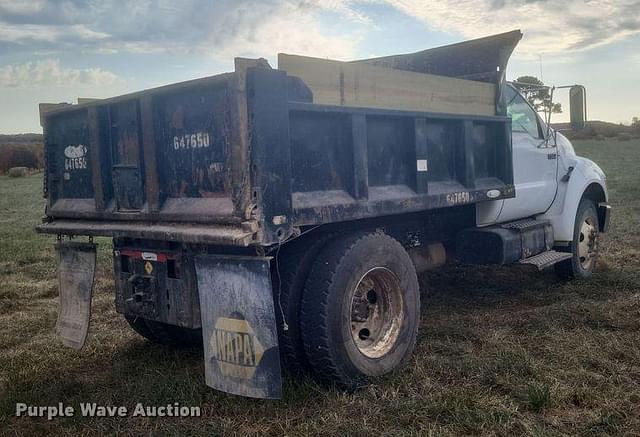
[1,140,639,436]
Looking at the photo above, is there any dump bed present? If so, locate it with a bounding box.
[37,32,521,247]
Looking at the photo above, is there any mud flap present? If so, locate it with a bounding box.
[55,241,97,350]
[195,255,281,399]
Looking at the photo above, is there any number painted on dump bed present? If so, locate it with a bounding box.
[446,191,471,205]
[173,131,210,150]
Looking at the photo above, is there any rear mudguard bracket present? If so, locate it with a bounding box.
[55,241,97,350]
[195,255,281,399]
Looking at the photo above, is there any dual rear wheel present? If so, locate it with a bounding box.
[278,231,420,388]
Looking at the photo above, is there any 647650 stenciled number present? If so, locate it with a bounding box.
[173,131,210,150]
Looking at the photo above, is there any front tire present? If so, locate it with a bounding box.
[300,232,420,389]
[555,199,600,280]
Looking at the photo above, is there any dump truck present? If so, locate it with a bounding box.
[37,30,610,399]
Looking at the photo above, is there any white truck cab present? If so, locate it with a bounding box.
[478,82,610,278]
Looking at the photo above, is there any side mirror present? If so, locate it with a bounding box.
[569,85,587,130]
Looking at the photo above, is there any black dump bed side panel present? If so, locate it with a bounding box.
[285,101,514,227]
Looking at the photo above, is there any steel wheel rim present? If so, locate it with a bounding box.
[349,267,404,359]
[578,216,597,270]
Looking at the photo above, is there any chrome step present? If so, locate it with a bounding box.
[519,250,572,270]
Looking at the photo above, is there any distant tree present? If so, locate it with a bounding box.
[633,117,639,130]
[514,76,562,117]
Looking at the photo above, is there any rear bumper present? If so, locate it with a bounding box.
[598,202,612,233]
[36,219,256,246]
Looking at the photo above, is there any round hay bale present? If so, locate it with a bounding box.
[8,166,28,177]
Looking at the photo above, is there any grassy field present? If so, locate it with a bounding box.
[1,140,639,436]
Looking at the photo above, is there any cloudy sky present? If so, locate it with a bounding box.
[1,0,638,133]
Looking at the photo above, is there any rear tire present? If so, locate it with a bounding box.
[555,199,600,280]
[272,234,334,374]
[300,232,420,389]
[124,315,202,347]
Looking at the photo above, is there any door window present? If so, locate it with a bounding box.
[505,86,541,139]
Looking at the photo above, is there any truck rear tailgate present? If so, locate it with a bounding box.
[42,73,245,225]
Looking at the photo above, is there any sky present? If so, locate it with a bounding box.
[0,0,639,133]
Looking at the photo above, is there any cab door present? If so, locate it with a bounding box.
[496,85,558,222]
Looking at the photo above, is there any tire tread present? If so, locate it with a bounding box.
[300,232,411,388]
[272,234,334,373]
[555,199,599,280]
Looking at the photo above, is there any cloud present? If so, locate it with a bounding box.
[0,0,363,60]
[365,0,640,56]
[0,0,637,61]
[0,59,120,88]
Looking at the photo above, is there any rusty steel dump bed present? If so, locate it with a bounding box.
[37,31,522,247]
